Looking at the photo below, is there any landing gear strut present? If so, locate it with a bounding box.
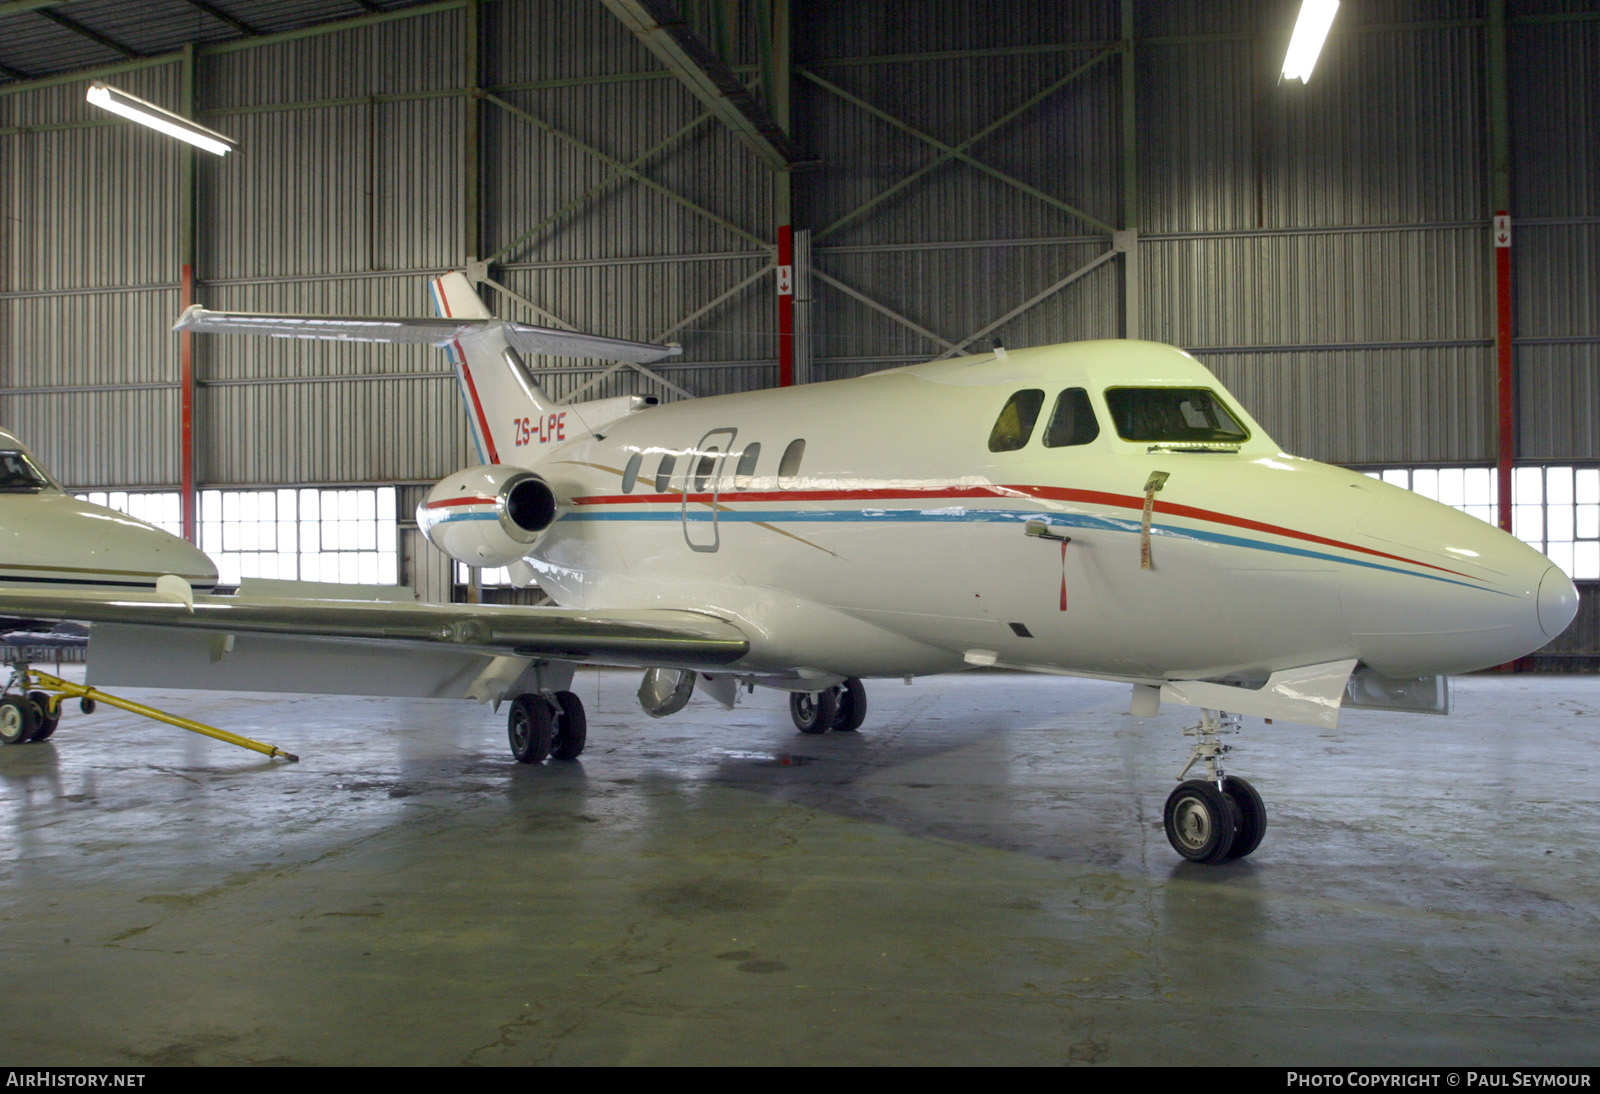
[789,678,867,734]
[507,690,587,763]
[1162,709,1267,864]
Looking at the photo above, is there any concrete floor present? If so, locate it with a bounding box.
[0,667,1597,1066]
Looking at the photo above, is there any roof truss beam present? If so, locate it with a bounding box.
[175,0,259,38]
[35,5,138,58]
[599,0,800,170]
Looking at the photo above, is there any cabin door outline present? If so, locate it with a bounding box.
[682,427,736,552]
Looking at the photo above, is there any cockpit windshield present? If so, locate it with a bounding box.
[0,450,54,493]
[1103,387,1249,446]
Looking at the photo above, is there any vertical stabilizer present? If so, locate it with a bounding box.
[428,273,560,466]
[428,271,493,320]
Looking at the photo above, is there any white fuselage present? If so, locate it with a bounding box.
[498,341,1573,686]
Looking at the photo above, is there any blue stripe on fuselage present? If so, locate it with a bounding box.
[558,505,1505,594]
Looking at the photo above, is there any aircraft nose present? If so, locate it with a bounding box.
[1342,486,1575,675]
[1537,564,1579,639]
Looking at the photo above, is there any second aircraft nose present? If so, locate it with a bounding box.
[1538,564,1580,639]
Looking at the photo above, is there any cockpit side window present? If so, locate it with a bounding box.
[0,451,51,493]
[1103,387,1249,444]
[1042,388,1100,448]
[987,389,1045,452]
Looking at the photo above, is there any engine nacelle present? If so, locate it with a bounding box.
[417,465,560,568]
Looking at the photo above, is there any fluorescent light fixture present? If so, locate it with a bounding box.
[1282,0,1340,82]
[86,82,237,156]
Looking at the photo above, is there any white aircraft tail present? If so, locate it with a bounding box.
[173,270,681,466]
[427,273,556,465]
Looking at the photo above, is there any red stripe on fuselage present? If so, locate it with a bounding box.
[567,483,1471,580]
[421,494,497,510]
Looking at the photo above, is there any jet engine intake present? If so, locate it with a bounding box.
[417,465,560,568]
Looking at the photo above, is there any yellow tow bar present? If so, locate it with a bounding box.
[22,669,300,762]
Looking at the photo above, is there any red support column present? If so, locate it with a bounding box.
[777,224,794,387]
[1494,211,1513,534]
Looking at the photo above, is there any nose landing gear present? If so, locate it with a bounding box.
[1162,709,1267,864]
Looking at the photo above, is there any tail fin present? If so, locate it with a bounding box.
[428,273,559,466]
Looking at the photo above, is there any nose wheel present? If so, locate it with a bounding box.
[1162,710,1268,863]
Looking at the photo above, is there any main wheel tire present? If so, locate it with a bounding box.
[1163,779,1237,864]
[1221,775,1268,860]
[550,690,588,761]
[24,692,59,742]
[831,678,867,732]
[790,689,838,734]
[507,695,553,764]
[0,696,38,745]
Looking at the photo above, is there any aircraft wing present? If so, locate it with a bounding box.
[0,585,747,676]
[172,306,682,364]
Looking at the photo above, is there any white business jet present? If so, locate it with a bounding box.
[0,275,1578,863]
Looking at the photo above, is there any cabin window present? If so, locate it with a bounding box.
[693,449,720,493]
[1103,387,1249,445]
[987,389,1045,452]
[1042,388,1100,448]
[621,452,643,494]
[734,443,761,489]
[778,439,806,483]
[654,453,677,493]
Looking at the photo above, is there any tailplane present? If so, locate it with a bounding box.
[173,270,681,466]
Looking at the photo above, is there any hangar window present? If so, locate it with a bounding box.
[1104,387,1248,445]
[988,389,1045,452]
[198,487,398,587]
[778,439,806,483]
[1042,388,1100,448]
[621,452,643,494]
[734,443,760,489]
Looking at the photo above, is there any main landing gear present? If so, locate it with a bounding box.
[507,690,587,763]
[1162,709,1267,864]
[789,677,867,735]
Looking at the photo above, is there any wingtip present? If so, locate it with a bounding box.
[172,303,207,332]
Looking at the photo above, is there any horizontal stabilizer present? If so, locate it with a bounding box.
[173,306,682,365]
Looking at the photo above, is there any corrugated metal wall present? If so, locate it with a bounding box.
[0,0,1595,577]
[1510,10,1599,462]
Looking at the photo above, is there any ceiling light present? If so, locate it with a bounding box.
[1282,0,1340,82]
[86,82,237,156]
